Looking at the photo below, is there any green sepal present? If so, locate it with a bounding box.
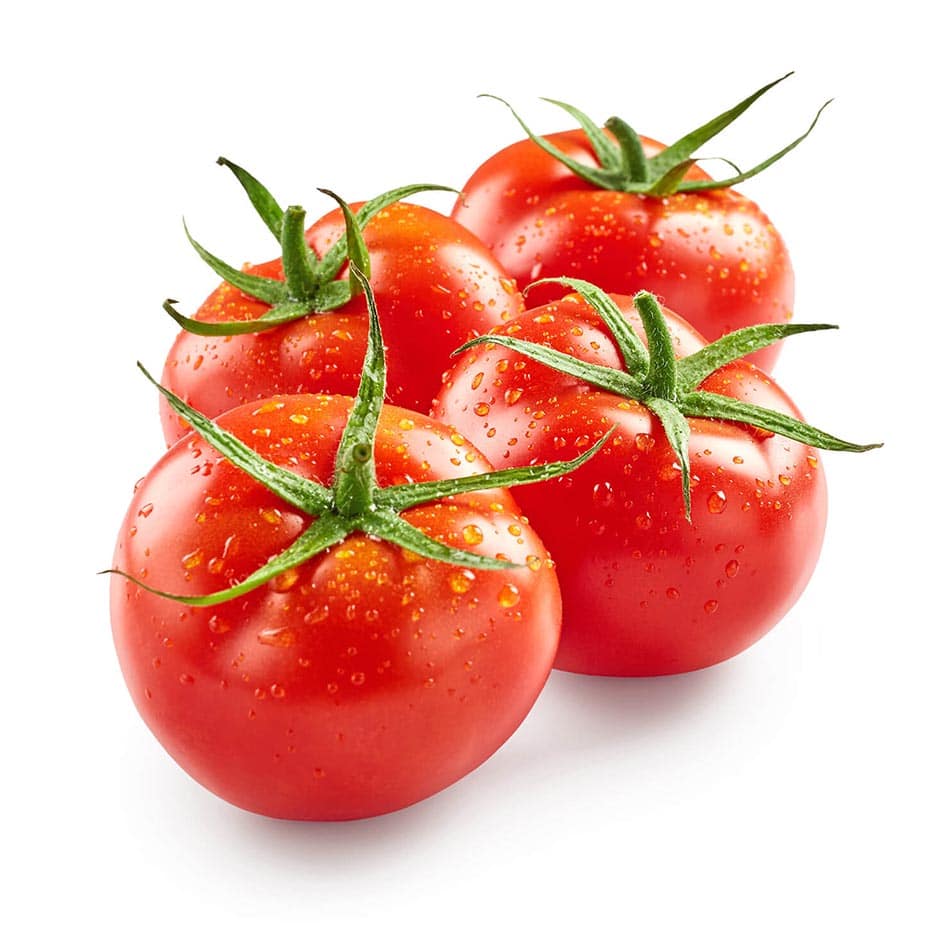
[362,508,517,571]
[644,397,693,520]
[137,362,331,515]
[679,390,883,453]
[313,182,458,284]
[381,428,615,511]
[162,292,348,337]
[647,73,793,180]
[676,322,837,391]
[318,189,372,297]
[527,276,649,374]
[331,265,384,518]
[674,99,833,194]
[106,514,350,606]
[479,94,619,190]
[453,334,638,400]
[544,97,620,171]
[217,156,284,240]
[183,220,287,305]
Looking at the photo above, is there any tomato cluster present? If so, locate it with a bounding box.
[109,78,878,821]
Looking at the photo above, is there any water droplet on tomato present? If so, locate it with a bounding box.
[474,402,491,417]
[504,388,524,405]
[725,560,740,578]
[704,600,719,614]
[272,568,300,592]
[138,503,154,518]
[462,524,484,545]
[707,491,727,514]
[450,569,476,594]
[498,583,520,608]
[350,672,365,686]
[258,627,296,647]
[592,482,615,507]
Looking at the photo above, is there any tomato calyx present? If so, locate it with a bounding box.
[109,268,611,606]
[483,73,831,196]
[454,278,881,518]
[162,157,455,336]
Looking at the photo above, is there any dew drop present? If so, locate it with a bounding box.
[272,568,300,592]
[504,388,524,405]
[179,673,194,685]
[450,569,476,594]
[350,672,366,686]
[498,583,521,608]
[474,402,491,417]
[704,600,719,614]
[304,604,330,625]
[471,372,484,390]
[138,503,154,518]
[258,627,296,648]
[181,549,203,570]
[725,560,740,578]
[707,491,727,514]
[592,481,615,508]
[208,615,230,635]
[666,587,680,600]
[462,524,484,545]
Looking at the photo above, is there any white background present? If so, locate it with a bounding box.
[4,2,944,945]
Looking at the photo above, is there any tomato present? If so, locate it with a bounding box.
[160,168,521,446]
[452,81,826,372]
[433,281,877,675]
[110,273,610,820]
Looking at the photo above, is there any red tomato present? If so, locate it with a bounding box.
[112,395,560,819]
[433,291,830,676]
[160,200,521,445]
[451,88,818,372]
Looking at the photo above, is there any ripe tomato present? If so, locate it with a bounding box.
[433,283,875,675]
[161,181,521,446]
[112,393,561,819]
[452,82,825,372]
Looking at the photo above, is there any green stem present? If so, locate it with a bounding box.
[333,443,376,519]
[280,205,318,300]
[635,291,677,400]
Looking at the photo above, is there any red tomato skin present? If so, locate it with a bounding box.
[112,397,560,820]
[452,130,793,373]
[160,202,522,446]
[432,294,826,676]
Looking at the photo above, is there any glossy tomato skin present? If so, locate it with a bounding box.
[160,202,522,446]
[432,294,826,676]
[112,396,560,820]
[452,130,792,373]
